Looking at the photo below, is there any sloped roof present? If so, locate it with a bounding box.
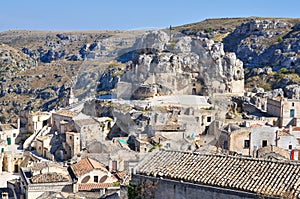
[78,182,115,191]
[31,172,70,183]
[0,124,17,131]
[30,162,65,172]
[70,158,108,177]
[293,127,300,132]
[54,110,77,118]
[136,150,300,198]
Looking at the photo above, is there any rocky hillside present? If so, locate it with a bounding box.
[0,43,36,77]
[0,30,145,122]
[1,17,300,122]
[175,17,300,93]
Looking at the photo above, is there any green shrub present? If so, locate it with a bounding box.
[279,67,288,73]
[278,37,283,43]
[113,182,120,187]
[204,27,213,33]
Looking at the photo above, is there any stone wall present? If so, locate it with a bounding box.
[267,98,300,127]
[250,126,278,152]
[229,128,251,156]
[27,183,72,199]
[131,174,269,199]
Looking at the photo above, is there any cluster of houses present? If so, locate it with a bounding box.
[0,108,135,198]
[1,88,300,198]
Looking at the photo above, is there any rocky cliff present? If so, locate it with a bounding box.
[98,31,244,99]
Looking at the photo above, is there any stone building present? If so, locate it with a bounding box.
[69,157,119,193]
[51,110,77,133]
[0,139,5,154]
[27,112,51,134]
[19,162,73,199]
[220,124,280,157]
[227,126,251,156]
[65,131,80,159]
[96,117,114,140]
[73,117,101,150]
[250,125,278,154]
[35,134,54,160]
[0,122,20,147]
[267,97,300,127]
[2,151,24,173]
[132,150,300,199]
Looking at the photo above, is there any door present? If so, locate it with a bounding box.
[7,137,11,145]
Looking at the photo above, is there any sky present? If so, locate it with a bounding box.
[0,0,300,31]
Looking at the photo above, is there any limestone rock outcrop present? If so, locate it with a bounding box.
[224,19,300,71]
[104,31,245,98]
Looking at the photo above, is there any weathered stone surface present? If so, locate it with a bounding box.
[284,84,300,99]
[97,31,244,98]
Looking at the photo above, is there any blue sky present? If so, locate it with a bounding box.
[0,0,299,31]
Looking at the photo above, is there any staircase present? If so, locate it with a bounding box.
[23,125,51,150]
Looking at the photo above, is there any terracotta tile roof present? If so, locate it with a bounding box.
[293,127,300,132]
[54,110,77,118]
[136,150,300,198]
[78,182,115,191]
[30,162,65,172]
[31,172,70,183]
[31,111,50,116]
[250,123,263,127]
[278,130,291,136]
[115,171,129,180]
[70,158,107,177]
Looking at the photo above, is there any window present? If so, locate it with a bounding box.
[262,140,268,147]
[207,116,212,123]
[13,133,16,137]
[69,136,72,140]
[1,148,4,153]
[94,176,98,183]
[292,102,295,107]
[290,109,295,118]
[224,141,228,150]
[289,145,293,150]
[112,161,117,171]
[244,140,250,148]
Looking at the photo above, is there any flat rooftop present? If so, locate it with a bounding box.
[149,95,211,108]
